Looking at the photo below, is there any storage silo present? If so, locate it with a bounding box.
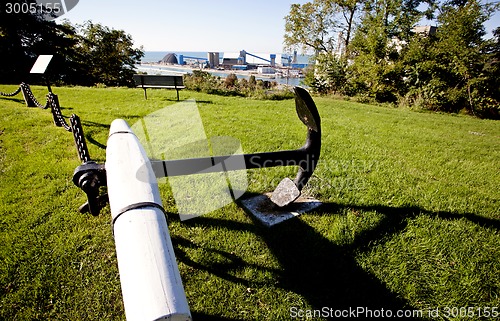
[207,52,219,68]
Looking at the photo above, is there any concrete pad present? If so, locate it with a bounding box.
[240,193,322,227]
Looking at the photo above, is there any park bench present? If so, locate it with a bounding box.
[133,74,185,101]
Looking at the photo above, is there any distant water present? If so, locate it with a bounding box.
[138,51,311,87]
[141,51,312,65]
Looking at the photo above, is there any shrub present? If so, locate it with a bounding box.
[249,75,256,87]
[183,71,293,100]
[224,73,238,88]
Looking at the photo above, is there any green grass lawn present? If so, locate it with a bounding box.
[1,85,499,320]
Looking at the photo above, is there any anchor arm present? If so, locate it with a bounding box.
[293,128,321,191]
[271,87,321,206]
[150,87,321,176]
[292,86,322,190]
[151,150,308,177]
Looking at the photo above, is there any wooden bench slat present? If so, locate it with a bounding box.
[136,85,186,89]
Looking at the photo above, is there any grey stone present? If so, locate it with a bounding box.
[240,193,322,227]
[271,178,301,207]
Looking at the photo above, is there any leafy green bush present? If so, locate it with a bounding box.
[303,53,348,95]
[183,71,293,100]
[224,73,238,88]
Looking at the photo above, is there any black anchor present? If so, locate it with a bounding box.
[73,87,321,215]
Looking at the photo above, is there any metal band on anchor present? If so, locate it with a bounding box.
[112,202,168,226]
[108,131,135,139]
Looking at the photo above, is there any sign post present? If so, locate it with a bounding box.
[30,54,54,93]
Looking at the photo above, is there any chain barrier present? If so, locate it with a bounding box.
[0,82,49,108]
[70,114,108,215]
[70,114,91,163]
[2,82,108,214]
[2,83,72,131]
[49,93,71,131]
[21,83,50,109]
[0,84,22,97]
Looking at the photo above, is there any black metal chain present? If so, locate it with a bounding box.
[21,83,50,109]
[49,93,71,131]
[2,83,81,136]
[70,113,109,215]
[0,85,22,97]
[70,114,90,163]
[3,82,108,215]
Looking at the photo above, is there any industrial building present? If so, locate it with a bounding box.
[159,53,178,65]
[412,25,437,36]
[156,50,307,77]
[222,51,279,69]
[220,51,305,70]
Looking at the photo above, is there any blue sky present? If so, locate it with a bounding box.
[58,0,499,53]
[58,0,309,52]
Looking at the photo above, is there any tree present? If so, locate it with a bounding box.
[283,0,363,56]
[349,0,399,101]
[72,22,144,86]
[283,0,499,118]
[0,0,77,84]
[284,1,339,54]
[0,1,143,87]
[348,0,437,102]
[304,52,347,94]
[400,0,497,115]
[434,0,495,115]
[284,0,362,94]
[479,27,500,117]
[224,73,238,88]
[337,0,361,52]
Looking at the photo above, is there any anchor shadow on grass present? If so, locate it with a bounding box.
[174,203,427,319]
[261,201,500,318]
[175,198,500,320]
[245,207,414,315]
[322,203,500,248]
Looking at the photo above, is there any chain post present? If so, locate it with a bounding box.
[70,114,108,215]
